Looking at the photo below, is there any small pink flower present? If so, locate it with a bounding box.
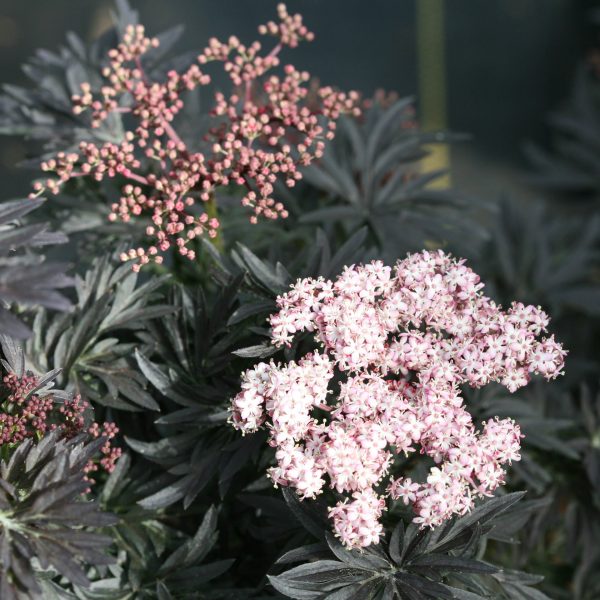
[230,250,566,547]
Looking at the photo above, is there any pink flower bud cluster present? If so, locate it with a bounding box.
[0,372,53,445]
[32,5,359,270]
[87,420,121,474]
[230,250,566,548]
[1,372,122,474]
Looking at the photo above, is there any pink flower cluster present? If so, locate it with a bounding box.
[1,372,122,474]
[0,372,53,445]
[32,4,359,270]
[231,250,566,548]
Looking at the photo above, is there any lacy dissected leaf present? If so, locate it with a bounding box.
[270,491,551,600]
[0,198,72,339]
[520,383,600,600]
[525,65,600,201]
[222,226,370,303]
[24,253,172,411]
[127,279,267,509]
[0,431,117,600]
[72,503,234,599]
[478,198,600,318]
[300,98,486,257]
[98,453,174,565]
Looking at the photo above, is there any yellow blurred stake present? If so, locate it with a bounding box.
[417,0,451,189]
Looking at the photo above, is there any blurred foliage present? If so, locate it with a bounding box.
[525,64,600,203]
[300,98,486,259]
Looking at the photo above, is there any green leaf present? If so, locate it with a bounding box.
[232,343,278,359]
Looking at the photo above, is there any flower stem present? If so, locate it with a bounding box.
[206,194,223,252]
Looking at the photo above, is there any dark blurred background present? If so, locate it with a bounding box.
[0,0,597,200]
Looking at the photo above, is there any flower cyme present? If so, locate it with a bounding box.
[33,5,359,270]
[231,250,567,548]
